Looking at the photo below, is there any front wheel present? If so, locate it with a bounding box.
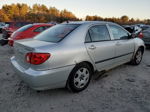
[131,48,143,65]
[67,63,92,92]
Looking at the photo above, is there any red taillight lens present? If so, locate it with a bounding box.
[25,53,50,65]
[8,40,14,46]
[138,32,143,38]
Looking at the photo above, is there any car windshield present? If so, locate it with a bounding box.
[17,24,33,32]
[34,24,80,43]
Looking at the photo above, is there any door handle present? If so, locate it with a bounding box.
[89,45,96,50]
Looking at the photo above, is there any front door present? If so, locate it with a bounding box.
[108,24,135,64]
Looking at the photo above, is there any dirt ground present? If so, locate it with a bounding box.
[0,34,150,112]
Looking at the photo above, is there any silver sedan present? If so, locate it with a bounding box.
[11,21,145,92]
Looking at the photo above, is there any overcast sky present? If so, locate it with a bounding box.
[0,0,150,19]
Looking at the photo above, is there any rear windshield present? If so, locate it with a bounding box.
[34,24,80,43]
[17,24,33,32]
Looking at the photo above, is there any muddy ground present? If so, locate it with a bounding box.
[0,34,150,112]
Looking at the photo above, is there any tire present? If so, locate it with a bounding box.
[67,63,92,92]
[131,48,143,65]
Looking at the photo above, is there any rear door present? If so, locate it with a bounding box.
[108,24,135,64]
[85,25,116,71]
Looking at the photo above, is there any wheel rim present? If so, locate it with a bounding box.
[74,68,90,89]
[136,50,142,64]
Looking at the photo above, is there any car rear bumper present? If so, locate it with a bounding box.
[11,56,75,90]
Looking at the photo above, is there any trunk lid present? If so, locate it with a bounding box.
[14,39,56,70]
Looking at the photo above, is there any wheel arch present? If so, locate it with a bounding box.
[77,61,95,74]
[139,46,145,54]
[66,61,94,92]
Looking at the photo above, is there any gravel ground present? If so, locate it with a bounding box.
[0,34,150,112]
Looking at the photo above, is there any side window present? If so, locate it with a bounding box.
[34,26,45,32]
[44,26,50,30]
[88,25,110,42]
[109,25,129,40]
[85,31,91,43]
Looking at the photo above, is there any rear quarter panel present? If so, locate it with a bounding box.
[31,42,95,71]
[133,38,145,56]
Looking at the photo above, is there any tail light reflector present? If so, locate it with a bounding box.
[25,53,50,65]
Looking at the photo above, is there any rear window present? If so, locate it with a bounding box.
[16,24,33,32]
[34,24,80,43]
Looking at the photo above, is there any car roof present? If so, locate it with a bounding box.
[32,23,53,26]
[62,21,115,25]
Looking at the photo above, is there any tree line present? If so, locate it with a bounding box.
[0,3,150,24]
[0,3,80,23]
[86,15,150,25]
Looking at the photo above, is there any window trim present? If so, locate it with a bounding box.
[85,24,111,43]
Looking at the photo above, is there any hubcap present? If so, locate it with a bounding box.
[74,68,90,89]
[136,50,142,64]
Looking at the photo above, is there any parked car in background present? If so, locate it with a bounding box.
[136,24,145,28]
[142,27,150,46]
[0,22,32,46]
[2,22,32,38]
[0,22,5,33]
[11,21,145,92]
[141,25,150,31]
[123,25,143,38]
[8,23,53,46]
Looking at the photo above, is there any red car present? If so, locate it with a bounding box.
[1,22,32,46]
[2,22,32,38]
[8,23,53,46]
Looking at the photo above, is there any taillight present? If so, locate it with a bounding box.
[138,32,143,38]
[8,40,14,46]
[25,53,50,65]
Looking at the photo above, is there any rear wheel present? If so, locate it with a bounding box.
[131,48,143,65]
[67,63,92,92]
